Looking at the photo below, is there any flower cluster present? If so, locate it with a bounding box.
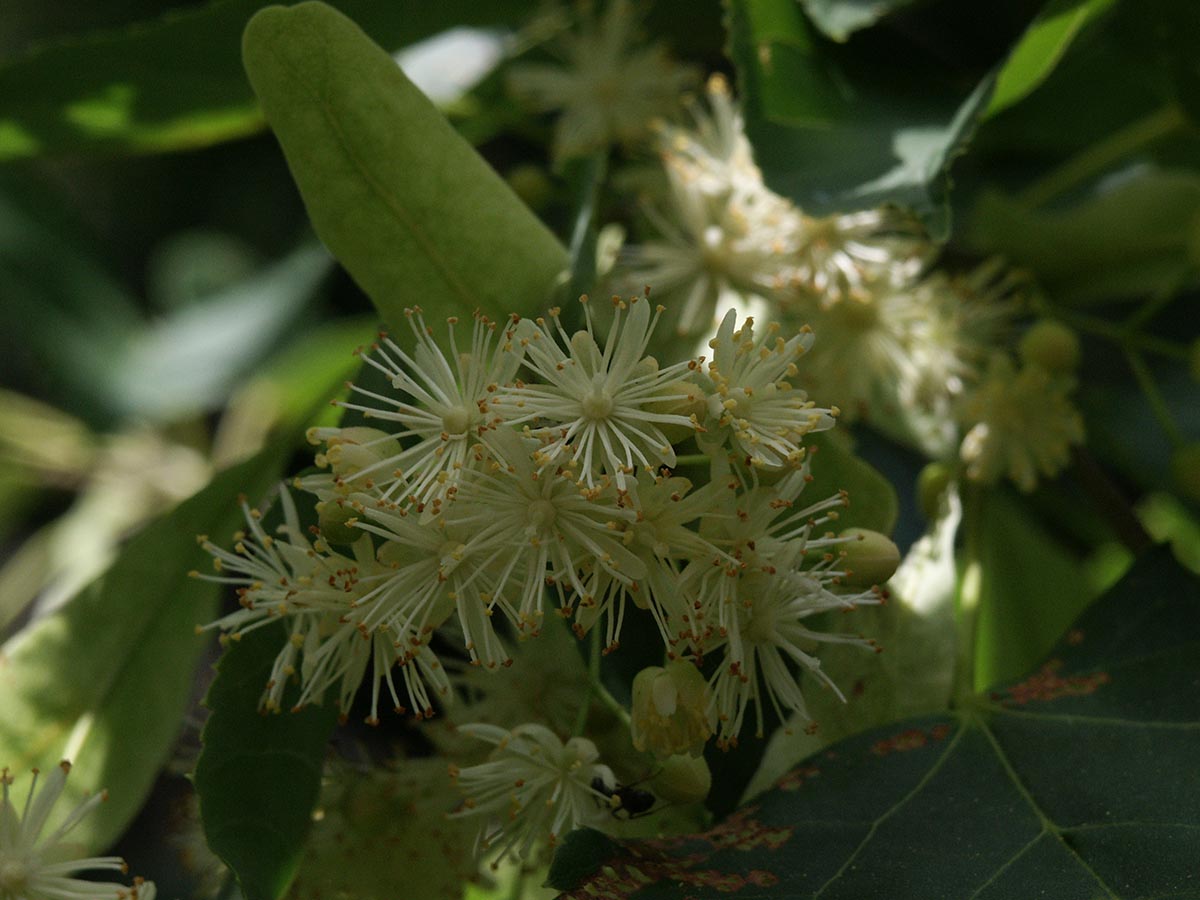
[195,296,890,854]
[628,75,930,340]
[624,77,1085,489]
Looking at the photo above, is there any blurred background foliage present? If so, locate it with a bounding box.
[0,0,1196,897]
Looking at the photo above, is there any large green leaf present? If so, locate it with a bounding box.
[550,546,1200,898]
[725,0,994,238]
[0,0,529,162]
[973,488,1096,691]
[0,445,292,852]
[241,2,567,326]
[194,624,340,900]
[967,172,1200,306]
[985,0,1117,119]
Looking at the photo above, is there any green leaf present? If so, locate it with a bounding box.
[806,430,899,536]
[551,547,1200,898]
[0,445,292,852]
[241,2,567,325]
[194,624,340,900]
[798,0,921,43]
[967,172,1200,305]
[0,0,530,162]
[973,488,1096,691]
[985,0,1117,119]
[725,0,994,238]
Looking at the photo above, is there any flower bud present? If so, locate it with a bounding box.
[1018,320,1081,374]
[650,754,712,805]
[1171,443,1200,504]
[316,500,360,545]
[838,528,900,587]
[643,380,706,445]
[309,427,400,481]
[631,661,712,759]
[917,462,953,520]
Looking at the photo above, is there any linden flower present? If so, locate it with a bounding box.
[791,262,1015,445]
[195,488,455,720]
[0,762,154,900]
[705,571,883,746]
[656,73,761,199]
[447,429,643,631]
[495,295,698,488]
[959,354,1085,492]
[629,160,803,337]
[506,0,698,159]
[702,310,837,468]
[324,309,527,508]
[449,723,615,861]
[790,207,932,306]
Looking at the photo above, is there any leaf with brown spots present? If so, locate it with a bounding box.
[549,547,1200,899]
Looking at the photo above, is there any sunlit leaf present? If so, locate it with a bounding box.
[551,547,1200,898]
[241,1,567,325]
[985,0,1117,119]
[0,0,530,161]
[0,443,294,852]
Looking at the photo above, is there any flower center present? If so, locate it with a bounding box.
[581,388,614,421]
[528,499,558,530]
[0,857,29,892]
[441,405,473,437]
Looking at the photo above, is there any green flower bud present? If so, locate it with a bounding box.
[917,461,953,520]
[1018,319,1082,374]
[316,499,360,545]
[1171,443,1200,504]
[650,754,712,805]
[838,528,901,587]
[309,426,400,481]
[631,661,712,759]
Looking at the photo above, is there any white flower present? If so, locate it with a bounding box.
[791,207,932,306]
[0,762,153,900]
[627,160,803,337]
[705,570,882,746]
[506,0,697,159]
[449,723,615,861]
[495,295,698,487]
[702,310,837,468]
[326,309,527,509]
[794,262,1016,436]
[959,354,1084,492]
[446,428,643,632]
[195,488,456,720]
[655,73,761,199]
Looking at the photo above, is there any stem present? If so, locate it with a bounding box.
[1016,104,1186,209]
[572,627,603,736]
[563,150,609,303]
[1052,307,1190,361]
[1124,348,1185,449]
[953,484,984,703]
